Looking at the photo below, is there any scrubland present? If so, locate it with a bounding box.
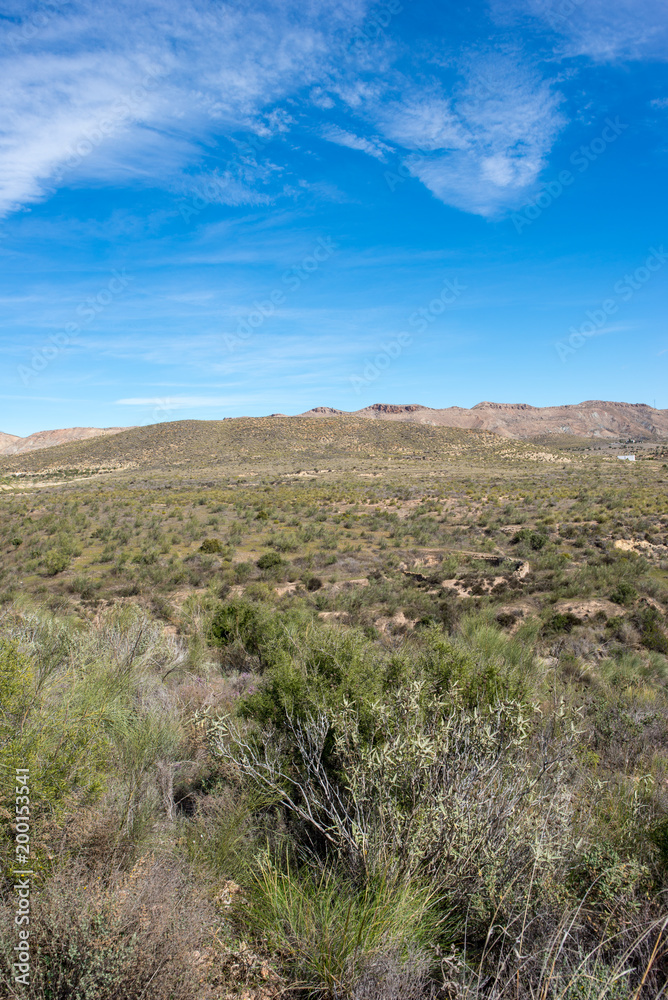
[1,418,668,998]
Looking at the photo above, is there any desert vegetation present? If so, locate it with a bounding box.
[1,417,668,998]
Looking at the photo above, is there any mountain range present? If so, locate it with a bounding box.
[1,400,667,457]
[300,401,668,439]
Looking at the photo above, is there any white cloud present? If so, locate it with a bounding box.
[492,0,668,62]
[0,0,642,222]
[370,54,565,215]
[115,395,232,406]
[0,0,371,216]
[375,95,468,151]
[321,125,391,160]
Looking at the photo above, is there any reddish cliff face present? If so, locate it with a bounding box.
[471,402,538,411]
[0,427,132,456]
[303,406,346,415]
[362,404,431,415]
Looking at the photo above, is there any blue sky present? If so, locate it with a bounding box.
[1,0,667,436]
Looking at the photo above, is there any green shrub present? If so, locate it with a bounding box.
[633,606,668,654]
[43,549,69,575]
[208,600,265,650]
[567,842,651,915]
[269,532,299,553]
[512,528,548,550]
[257,552,285,570]
[70,575,101,600]
[543,611,581,635]
[233,561,253,582]
[610,581,637,606]
[0,638,107,836]
[200,538,223,553]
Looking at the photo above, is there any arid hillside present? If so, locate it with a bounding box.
[0,431,20,452]
[302,400,668,439]
[0,425,131,456]
[2,400,665,462]
[0,415,573,476]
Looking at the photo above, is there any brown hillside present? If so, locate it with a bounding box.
[0,431,20,452]
[0,426,132,456]
[0,416,558,475]
[302,400,668,439]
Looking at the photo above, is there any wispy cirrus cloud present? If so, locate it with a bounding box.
[115,395,232,406]
[491,0,668,62]
[320,125,391,161]
[362,53,565,216]
[1,0,649,224]
[0,0,370,215]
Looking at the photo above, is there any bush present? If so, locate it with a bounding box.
[269,532,299,553]
[43,550,69,576]
[496,610,520,628]
[566,842,651,916]
[211,682,575,935]
[200,538,223,553]
[543,611,581,635]
[0,857,209,1000]
[233,561,253,583]
[257,551,285,570]
[208,600,269,653]
[511,528,548,551]
[633,605,668,654]
[70,575,101,600]
[610,581,638,606]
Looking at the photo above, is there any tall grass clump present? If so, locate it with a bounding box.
[247,857,435,1000]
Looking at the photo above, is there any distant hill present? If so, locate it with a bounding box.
[0,426,131,456]
[0,416,552,475]
[302,401,668,439]
[0,431,21,452]
[1,401,665,469]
